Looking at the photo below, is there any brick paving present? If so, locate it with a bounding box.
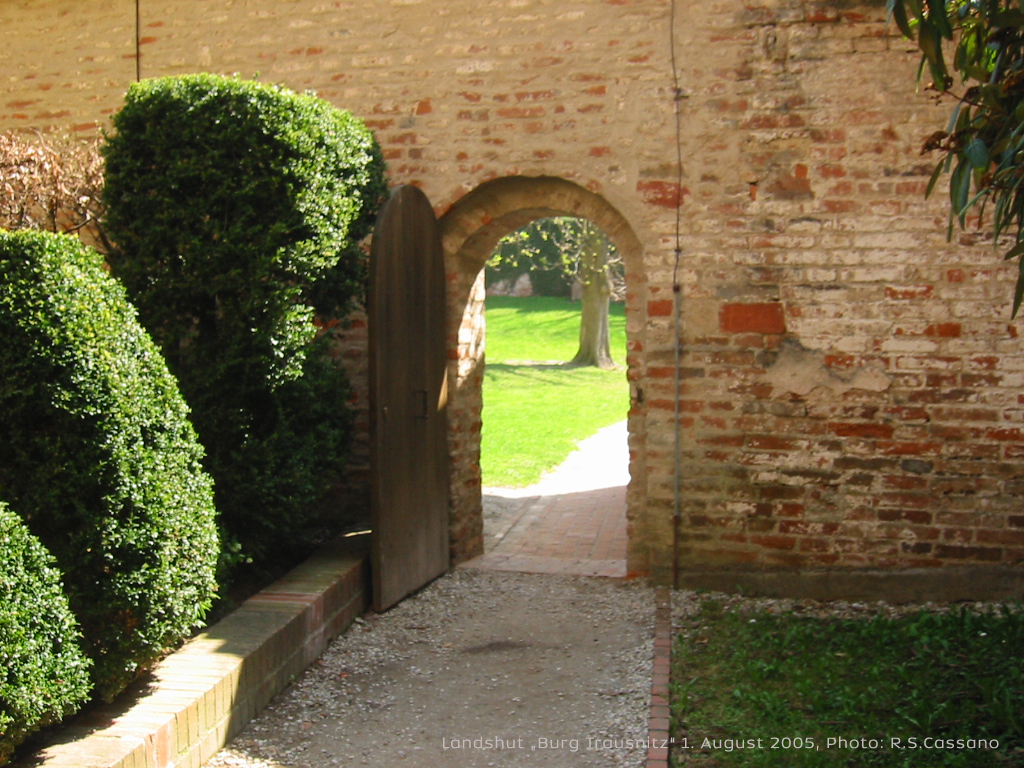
[469,485,628,578]
[646,588,673,768]
[465,420,629,578]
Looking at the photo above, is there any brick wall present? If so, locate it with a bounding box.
[659,0,1024,594]
[3,0,1022,597]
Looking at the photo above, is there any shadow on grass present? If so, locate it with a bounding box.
[484,361,624,384]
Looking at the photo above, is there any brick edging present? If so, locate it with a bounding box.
[20,537,369,768]
[646,586,672,768]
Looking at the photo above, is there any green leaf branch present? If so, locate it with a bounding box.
[888,0,1024,314]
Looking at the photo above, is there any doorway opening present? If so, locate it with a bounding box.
[437,176,648,575]
[479,217,629,573]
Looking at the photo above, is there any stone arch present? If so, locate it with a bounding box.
[438,175,647,567]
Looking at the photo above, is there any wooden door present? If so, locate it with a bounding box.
[368,185,450,612]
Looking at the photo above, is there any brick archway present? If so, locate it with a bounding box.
[437,176,648,568]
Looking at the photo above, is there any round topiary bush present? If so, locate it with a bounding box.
[0,502,92,766]
[101,74,387,574]
[0,228,219,701]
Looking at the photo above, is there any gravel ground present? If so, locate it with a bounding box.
[207,569,656,768]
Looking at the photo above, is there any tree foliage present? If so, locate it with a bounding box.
[887,0,1024,313]
[489,217,622,367]
[490,217,622,293]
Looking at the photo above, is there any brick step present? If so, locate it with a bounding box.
[18,535,370,768]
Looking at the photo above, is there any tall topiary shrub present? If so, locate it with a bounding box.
[0,502,92,766]
[101,74,387,573]
[0,229,219,701]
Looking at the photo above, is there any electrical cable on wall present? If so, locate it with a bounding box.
[669,0,685,589]
[135,0,142,82]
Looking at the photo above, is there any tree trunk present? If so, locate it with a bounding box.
[569,226,615,369]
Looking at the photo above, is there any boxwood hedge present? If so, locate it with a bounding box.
[0,502,92,765]
[0,229,219,701]
[102,74,387,573]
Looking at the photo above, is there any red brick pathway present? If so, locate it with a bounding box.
[463,420,629,578]
[467,485,628,577]
[647,587,673,768]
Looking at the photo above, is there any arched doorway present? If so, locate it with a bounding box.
[438,176,647,569]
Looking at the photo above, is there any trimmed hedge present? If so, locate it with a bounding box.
[0,502,92,766]
[102,74,387,572]
[0,229,219,701]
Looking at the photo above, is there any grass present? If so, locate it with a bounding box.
[669,599,1024,767]
[481,296,628,487]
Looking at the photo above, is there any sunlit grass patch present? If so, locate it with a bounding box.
[481,296,628,487]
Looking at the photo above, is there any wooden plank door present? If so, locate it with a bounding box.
[368,185,450,612]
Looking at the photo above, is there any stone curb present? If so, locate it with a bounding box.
[645,587,672,768]
[19,536,370,768]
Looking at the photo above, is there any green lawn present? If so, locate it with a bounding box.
[481,296,628,487]
[670,599,1024,768]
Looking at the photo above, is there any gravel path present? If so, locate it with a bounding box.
[207,421,646,767]
[207,569,655,768]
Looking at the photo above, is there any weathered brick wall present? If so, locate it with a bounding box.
[660,0,1024,596]
[3,0,1022,597]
